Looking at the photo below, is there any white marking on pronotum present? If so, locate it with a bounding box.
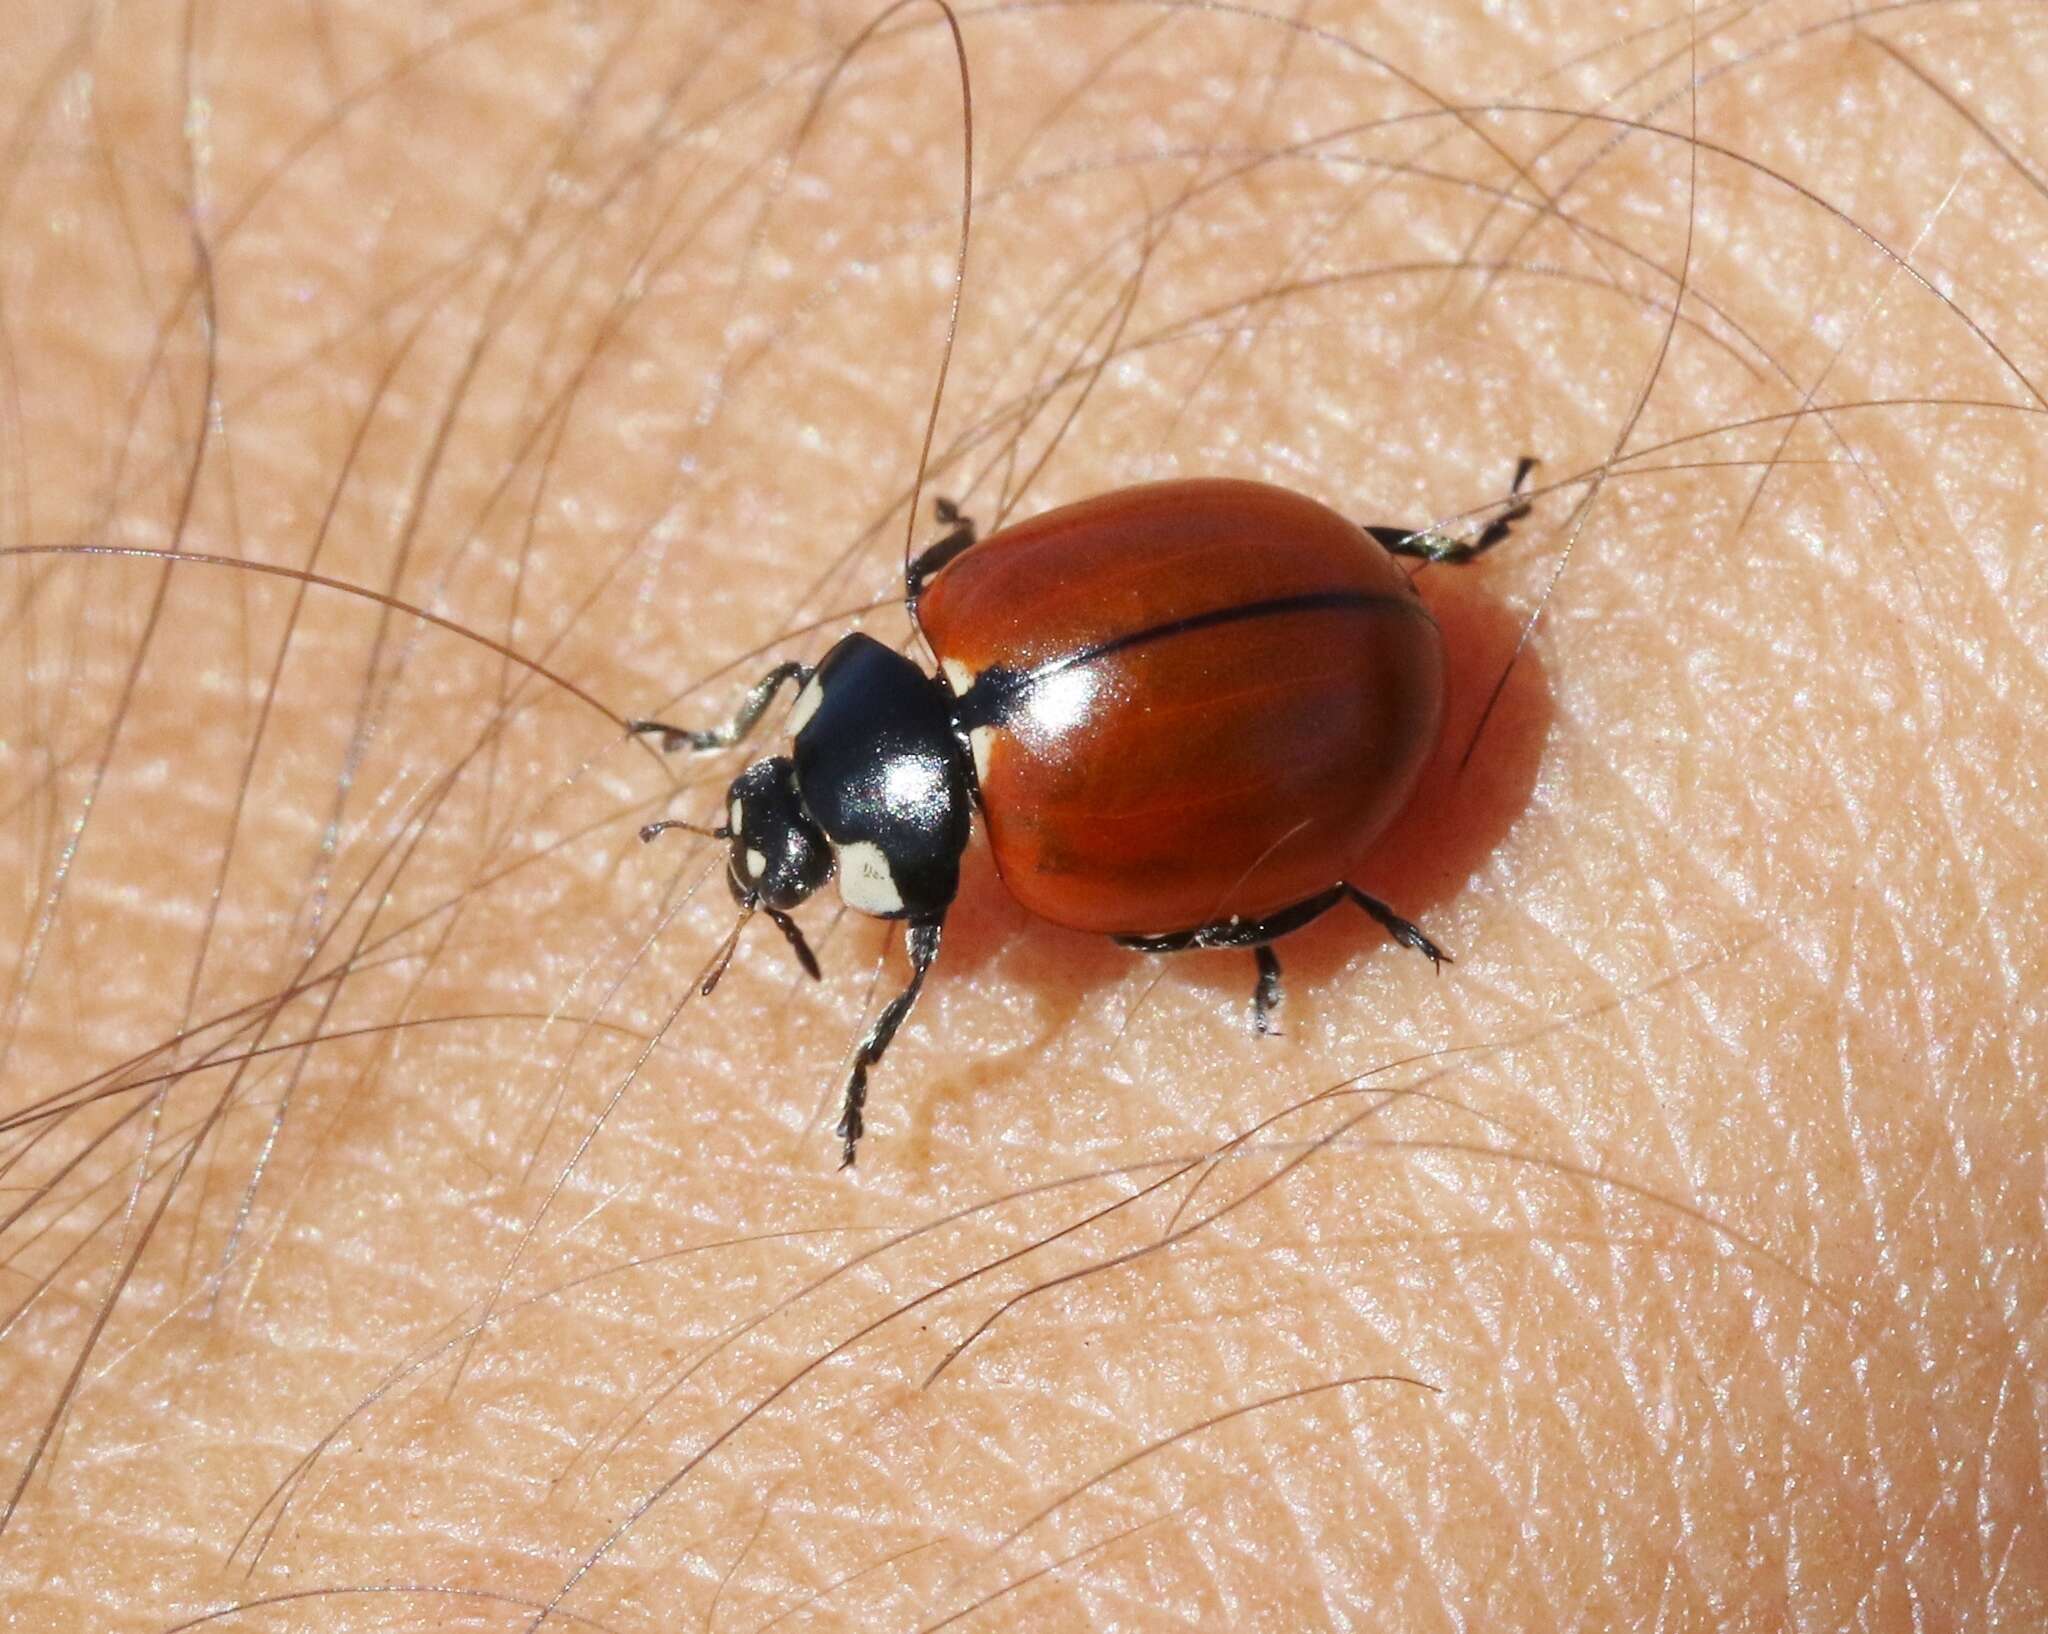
[786,675,825,736]
[745,848,768,879]
[939,657,975,695]
[837,840,904,916]
[729,799,744,834]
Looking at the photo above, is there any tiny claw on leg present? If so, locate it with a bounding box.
[627,719,700,753]
[1347,887,1452,972]
[1393,923,1451,972]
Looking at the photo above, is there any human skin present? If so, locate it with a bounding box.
[1,2,2042,1631]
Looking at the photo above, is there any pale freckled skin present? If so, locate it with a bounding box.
[1,4,2043,1633]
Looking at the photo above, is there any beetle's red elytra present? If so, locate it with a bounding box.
[633,461,1534,1165]
[919,479,1446,936]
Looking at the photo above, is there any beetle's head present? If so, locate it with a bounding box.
[638,757,829,991]
[713,756,832,911]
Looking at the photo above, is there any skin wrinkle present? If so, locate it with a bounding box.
[1,1,2044,1631]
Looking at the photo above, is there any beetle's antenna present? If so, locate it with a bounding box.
[640,816,726,844]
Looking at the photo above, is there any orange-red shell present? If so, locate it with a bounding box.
[917,478,1444,936]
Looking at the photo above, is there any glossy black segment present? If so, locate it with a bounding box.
[793,634,972,920]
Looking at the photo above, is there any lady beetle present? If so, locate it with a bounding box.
[635,461,1534,1165]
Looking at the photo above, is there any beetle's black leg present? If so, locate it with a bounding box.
[1116,885,1348,960]
[906,497,978,606]
[1372,455,1538,566]
[1120,890,1339,1036]
[1116,880,1450,1014]
[836,917,943,1168]
[627,659,814,754]
[1252,945,1284,1035]
[1344,887,1451,971]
